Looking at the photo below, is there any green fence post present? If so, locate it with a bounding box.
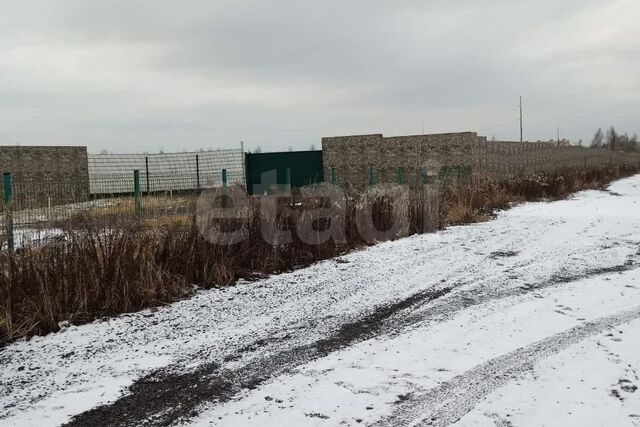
[421,167,428,184]
[196,154,201,190]
[3,173,14,251]
[368,166,375,186]
[3,173,12,206]
[397,167,405,184]
[285,168,291,189]
[145,156,150,194]
[220,169,229,208]
[331,167,337,185]
[133,170,141,220]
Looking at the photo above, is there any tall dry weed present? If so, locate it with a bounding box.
[2,164,638,345]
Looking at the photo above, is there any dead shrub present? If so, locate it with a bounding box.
[2,164,639,345]
[441,173,512,225]
[0,225,190,343]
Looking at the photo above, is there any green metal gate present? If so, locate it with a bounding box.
[245,151,324,195]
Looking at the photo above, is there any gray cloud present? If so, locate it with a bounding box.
[0,0,637,152]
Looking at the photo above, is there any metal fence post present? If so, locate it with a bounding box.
[222,169,228,187]
[368,166,375,186]
[3,173,14,251]
[397,167,405,184]
[285,168,291,192]
[133,170,142,220]
[196,154,201,190]
[331,167,337,185]
[145,156,150,194]
[240,141,246,190]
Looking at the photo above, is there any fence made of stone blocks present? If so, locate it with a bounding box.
[322,132,640,190]
[0,146,90,208]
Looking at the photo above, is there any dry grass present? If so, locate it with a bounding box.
[0,183,431,344]
[441,164,640,226]
[0,225,191,342]
[49,194,196,231]
[441,173,512,225]
[147,214,192,227]
[2,165,639,345]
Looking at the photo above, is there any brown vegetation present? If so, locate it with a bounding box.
[441,164,639,225]
[1,165,639,345]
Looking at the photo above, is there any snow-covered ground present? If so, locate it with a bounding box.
[3,176,640,426]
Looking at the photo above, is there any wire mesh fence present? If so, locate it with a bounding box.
[88,149,245,194]
[0,171,227,250]
[4,156,638,251]
[0,161,515,250]
[0,165,425,250]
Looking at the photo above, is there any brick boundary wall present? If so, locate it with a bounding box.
[0,146,90,208]
[322,132,640,190]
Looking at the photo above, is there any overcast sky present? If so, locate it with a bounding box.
[0,1,638,153]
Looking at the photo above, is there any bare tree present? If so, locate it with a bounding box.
[310,144,316,151]
[253,145,263,153]
[618,133,630,152]
[606,126,617,150]
[629,134,639,152]
[591,128,604,148]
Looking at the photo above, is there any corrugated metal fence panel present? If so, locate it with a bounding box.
[88,149,245,194]
[245,150,324,195]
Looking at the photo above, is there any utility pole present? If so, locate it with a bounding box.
[557,126,560,146]
[519,96,523,143]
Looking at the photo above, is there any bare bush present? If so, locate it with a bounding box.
[2,164,639,345]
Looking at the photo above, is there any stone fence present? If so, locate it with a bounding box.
[322,132,640,189]
[0,146,90,208]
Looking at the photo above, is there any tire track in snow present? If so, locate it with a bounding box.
[397,262,640,332]
[63,261,640,427]
[64,288,453,427]
[374,305,640,427]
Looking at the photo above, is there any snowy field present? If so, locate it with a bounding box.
[3,176,640,426]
